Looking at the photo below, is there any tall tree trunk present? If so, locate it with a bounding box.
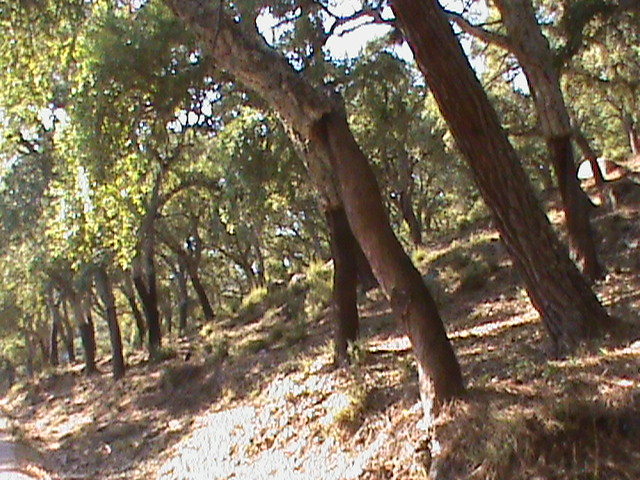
[185,262,215,322]
[397,149,423,245]
[23,328,35,377]
[60,299,76,363]
[121,274,146,348]
[48,312,59,367]
[325,206,359,365]
[161,288,173,334]
[492,0,603,281]
[177,256,190,335]
[45,287,60,366]
[95,267,126,380]
[133,240,162,357]
[391,0,611,353]
[70,293,97,375]
[36,336,49,368]
[547,136,603,279]
[573,124,608,206]
[354,234,378,293]
[165,0,465,417]
[313,110,465,416]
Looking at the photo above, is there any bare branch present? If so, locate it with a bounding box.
[444,9,515,54]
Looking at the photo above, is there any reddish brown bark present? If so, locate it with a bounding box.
[547,136,604,280]
[314,110,465,412]
[392,0,611,352]
[164,0,465,415]
[325,206,359,365]
[491,0,603,281]
[95,267,126,380]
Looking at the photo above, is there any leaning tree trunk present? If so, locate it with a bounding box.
[573,124,608,206]
[165,0,465,418]
[185,261,215,322]
[326,206,359,365]
[391,0,611,353]
[95,267,126,380]
[493,0,603,281]
[121,274,146,348]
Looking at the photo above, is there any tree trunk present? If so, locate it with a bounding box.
[397,149,423,245]
[23,328,35,377]
[60,299,76,363]
[315,110,465,415]
[161,288,173,334]
[95,267,126,380]
[177,256,190,334]
[70,293,97,375]
[165,0,465,418]
[547,136,604,280]
[492,0,603,281]
[121,274,146,348]
[391,0,611,353]
[354,235,378,293]
[45,287,60,366]
[48,312,59,367]
[573,125,608,206]
[133,241,162,357]
[325,206,359,365]
[185,262,215,322]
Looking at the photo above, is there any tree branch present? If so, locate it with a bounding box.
[444,9,516,54]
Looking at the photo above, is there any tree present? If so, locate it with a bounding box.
[448,0,604,280]
[390,0,612,353]
[164,0,465,417]
[95,265,126,380]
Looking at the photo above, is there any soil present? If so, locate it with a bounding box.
[2,187,639,480]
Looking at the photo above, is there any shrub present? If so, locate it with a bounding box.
[303,260,333,321]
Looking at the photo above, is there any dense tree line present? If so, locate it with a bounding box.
[1,0,638,422]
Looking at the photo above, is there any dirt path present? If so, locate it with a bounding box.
[0,417,44,479]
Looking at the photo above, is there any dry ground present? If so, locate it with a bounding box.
[2,187,639,480]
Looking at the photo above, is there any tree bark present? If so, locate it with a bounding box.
[60,299,76,363]
[164,0,465,416]
[45,287,60,366]
[492,0,603,281]
[49,272,97,374]
[547,136,603,279]
[391,0,611,353]
[48,313,59,367]
[95,267,126,380]
[325,206,359,364]
[71,293,97,375]
[121,274,146,348]
[185,261,215,322]
[573,124,607,204]
[133,240,162,357]
[397,148,423,245]
[177,256,190,334]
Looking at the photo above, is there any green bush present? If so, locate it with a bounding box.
[303,260,333,321]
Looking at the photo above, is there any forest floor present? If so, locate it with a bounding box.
[1,186,640,480]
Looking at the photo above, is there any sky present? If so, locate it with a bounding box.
[257,0,529,92]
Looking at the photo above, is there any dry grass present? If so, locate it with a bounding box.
[2,189,639,479]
